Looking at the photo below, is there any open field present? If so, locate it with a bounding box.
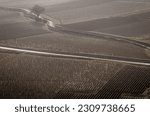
[65,10,150,38]
[0,53,149,98]
[1,0,150,24]
[95,65,150,99]
[0,53,124,98]
[46,0,150,44]
[0,22,48,40]
[0,10,49,40]
[0,32,149,60]
[45,0,150,24]
[0,53,12,61]
[1,0,150,38]
[0,10,24,25]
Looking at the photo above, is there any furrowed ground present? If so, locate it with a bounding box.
[0,53,150,98]
[0,32,150,60]
[0,53,124,98]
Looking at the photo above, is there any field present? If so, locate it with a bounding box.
[0,10,49,40]
[1,0,150,38]
[45,0,150,43]
[95,65,150,99]
[0,52,150,98]
[0,32,149,60]
[0,22,49,40]
[65,10,150,38]
[45,0,150,24]
[0,0,150,98]
[0,53,124,98]
[1,0,150,24]
[0,10,24,25]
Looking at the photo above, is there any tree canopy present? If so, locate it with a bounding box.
[31,5,45,17]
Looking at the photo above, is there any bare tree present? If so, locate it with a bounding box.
[31,5,45,17]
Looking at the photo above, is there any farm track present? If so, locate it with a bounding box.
[0,46,150,66]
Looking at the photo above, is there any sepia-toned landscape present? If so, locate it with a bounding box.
[0,0,150,99]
